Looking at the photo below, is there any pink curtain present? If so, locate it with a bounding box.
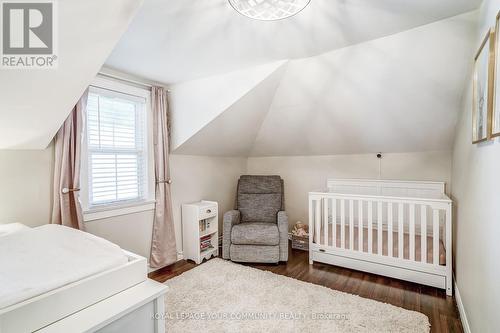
[150,86,177,268]
[51,91,88,230]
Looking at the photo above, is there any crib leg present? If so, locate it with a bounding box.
[446,274,453,296]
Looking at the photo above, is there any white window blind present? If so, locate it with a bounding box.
[86,87,148,207]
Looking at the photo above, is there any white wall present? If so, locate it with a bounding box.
[85,210,155,259]
[0,146,54,227]
[0,147,245,262]
[247,151,452,227]
[90,151,449,259]
[86,155,247,259]
[0,146,452,270]
[170,155,247,246]
[452,1,500,332]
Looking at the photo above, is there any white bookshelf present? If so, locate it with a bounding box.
[181,201,219,264]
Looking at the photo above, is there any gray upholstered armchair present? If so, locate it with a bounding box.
[223,175,288,263]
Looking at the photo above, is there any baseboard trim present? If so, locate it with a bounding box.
[454,276,471,333]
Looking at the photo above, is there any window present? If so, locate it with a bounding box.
[81,77,154,220]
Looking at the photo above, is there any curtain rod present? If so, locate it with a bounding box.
[97,72,171,92]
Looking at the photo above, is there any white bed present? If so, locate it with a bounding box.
[0,224,167,333]
[0,224,128,309]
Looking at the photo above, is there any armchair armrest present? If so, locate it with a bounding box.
[277,211,289,261]
[223,210,240,259]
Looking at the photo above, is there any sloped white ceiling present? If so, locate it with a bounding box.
[0,0,143,149]
[104,0,480,157]
[251,11,477,156]
[167,11,477,156]
[174,62,288,156]
[170,60,287,149]
[106,0,480,84]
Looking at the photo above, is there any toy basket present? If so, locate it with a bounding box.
[291,234,309,251]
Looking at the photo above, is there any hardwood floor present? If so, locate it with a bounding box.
[149,245,463,333]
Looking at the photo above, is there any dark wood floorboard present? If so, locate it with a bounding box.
[149,244,463,333]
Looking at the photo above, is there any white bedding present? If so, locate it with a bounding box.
[0,224,128,309]
[0,223,30,237]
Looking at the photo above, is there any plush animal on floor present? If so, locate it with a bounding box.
[291,221,308,237]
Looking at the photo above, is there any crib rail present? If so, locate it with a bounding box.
[309,190,452,294]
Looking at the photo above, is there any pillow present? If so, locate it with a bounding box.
[0,223,30,237]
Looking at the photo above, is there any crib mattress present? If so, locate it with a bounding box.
[316,224,446,265]
[0,224,128,309]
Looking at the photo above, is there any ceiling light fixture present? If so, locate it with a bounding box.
[228,0,311,21]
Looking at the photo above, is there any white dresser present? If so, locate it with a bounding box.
[181,201,219,264]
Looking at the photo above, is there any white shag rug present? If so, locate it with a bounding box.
[164,259,430,333]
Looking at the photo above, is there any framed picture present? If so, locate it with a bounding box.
[472,29,495,143]
[492,13,500,137]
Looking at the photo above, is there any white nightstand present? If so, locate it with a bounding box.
[181,201,219,264]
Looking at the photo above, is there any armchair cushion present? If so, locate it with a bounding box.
[237,175,283,223]
[237,175,282,194]
[229,244,279,263]
[238,193,281,223]
[231,222,279,246]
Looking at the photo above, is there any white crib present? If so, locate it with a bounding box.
[308,179,453,296]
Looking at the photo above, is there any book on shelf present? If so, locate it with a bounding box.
[200,235,213,251]
[200,244,213,251]
[199,219,212,232]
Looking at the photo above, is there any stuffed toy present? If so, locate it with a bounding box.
[291,221,308,237]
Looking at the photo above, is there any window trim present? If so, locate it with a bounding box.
[81,76,155,222]
[83,200,156,222]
